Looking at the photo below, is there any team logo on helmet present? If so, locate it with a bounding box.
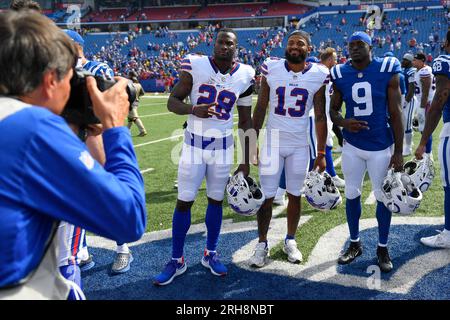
[304,170,342,211]
[380,169,423,215]
[226,172,265,216]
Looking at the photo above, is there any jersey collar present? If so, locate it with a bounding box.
[284,60,312,74]
[209,57,239,76]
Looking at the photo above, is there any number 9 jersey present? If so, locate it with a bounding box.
[181,54,255,138]
[330,56,402,151]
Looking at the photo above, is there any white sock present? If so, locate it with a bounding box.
[77,247,90,261]
[350,238,360,243]
[116,244,130,254]
[405,133,412,149]
[275,188,286,199]
[378,242,387,247]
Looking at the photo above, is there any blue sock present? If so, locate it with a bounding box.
[205,203,223,251]
[279,168,286,189]
[325,145,336,177]
[285,234,295,244]
[425,136,433,154]
[376,201,392,246]
[172,208,191,259]
[444,187,450,231]
[309,157,316,171]
[346,196,362,241]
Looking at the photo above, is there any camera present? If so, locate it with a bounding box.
[62,68,137,126]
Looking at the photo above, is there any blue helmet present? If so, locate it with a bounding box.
[306,56,320,63]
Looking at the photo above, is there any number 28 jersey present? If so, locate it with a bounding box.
[330,56,402,151]
[181,54,255,138]
[261,57,330,137]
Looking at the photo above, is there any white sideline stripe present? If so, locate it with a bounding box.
[364,190,376,205]
[134,120,239,148]
[140,168,154,174]
[333,156,341,167]
[140,112,172,118]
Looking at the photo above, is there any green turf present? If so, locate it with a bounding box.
[131,95,445,263]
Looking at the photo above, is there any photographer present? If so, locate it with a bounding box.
[63,29,136,276]
[0,10,146,299]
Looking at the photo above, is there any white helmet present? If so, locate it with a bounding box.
[403,154,435,192]
[304,170,342,211]
[226,172,265,216]
[380,169,423,215]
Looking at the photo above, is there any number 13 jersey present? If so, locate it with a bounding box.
[261,57,330,138]
[330,56,402,151]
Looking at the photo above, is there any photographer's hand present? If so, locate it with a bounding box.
[86,76,129,130]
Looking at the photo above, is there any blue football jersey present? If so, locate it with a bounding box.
[83,60,114,79]
[331,56,402,151]
[399,72,406,95]
[432,55,450,123]
[403,66,417,95]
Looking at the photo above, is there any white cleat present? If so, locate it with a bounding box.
[273,195,286,206]
[420,230,450,249]
[249,242,269,268]
[273,188,286,206]
[332,175,345,188]
[283,239,303,263]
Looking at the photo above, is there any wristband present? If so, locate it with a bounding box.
[317,150,326,156]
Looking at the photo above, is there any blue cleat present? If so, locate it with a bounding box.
[153,257,187,286]
[201,250,227,276]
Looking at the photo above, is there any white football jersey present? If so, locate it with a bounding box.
[181,54,255,138]
[261,57,330,136]
[414,65,435,104]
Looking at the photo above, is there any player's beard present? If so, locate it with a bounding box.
[285,49,306,64]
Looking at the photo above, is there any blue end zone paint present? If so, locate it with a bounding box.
[83,224,450,300]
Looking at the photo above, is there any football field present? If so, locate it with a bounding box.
[83,94,450,300]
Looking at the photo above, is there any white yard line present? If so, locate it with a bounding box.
[134,134,184,148]
[134,120,239,148]
[140,168,155,174]
[140,112,172,118]
[364,190,376,205]
[272,202,287,217]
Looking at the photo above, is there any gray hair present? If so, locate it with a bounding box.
[0,10,77,96]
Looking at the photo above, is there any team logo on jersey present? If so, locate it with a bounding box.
[79,151,95,170]
[358,72,363,78]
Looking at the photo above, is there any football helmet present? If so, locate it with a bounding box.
[403,154,435,192]
[226,172,265,216]
[304,170,342,211]
[380,169,423,215]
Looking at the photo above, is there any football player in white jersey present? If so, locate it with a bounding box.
[413,52,436,156]
[153,29,255,285]
[401,53,417,156]
[415,30,450,248]
[249,30,329,267]
[330,32,404,273]
[320,47,345,188]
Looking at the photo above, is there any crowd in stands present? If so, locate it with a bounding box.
[80,6,447,92]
